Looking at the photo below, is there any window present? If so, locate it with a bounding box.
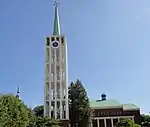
[51,37,55,42]
[46,48,49,62]
[51,49,55,63]
[46,37,50,46]
[56,37,59,41]
[51,73,54,80]
[61,37,64,44]
[56,49,60,62]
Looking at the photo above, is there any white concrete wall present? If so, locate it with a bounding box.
[44,36,69,120]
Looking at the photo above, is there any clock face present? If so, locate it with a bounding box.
[51,41,59,48]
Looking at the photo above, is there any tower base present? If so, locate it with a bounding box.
[59,120,70,127]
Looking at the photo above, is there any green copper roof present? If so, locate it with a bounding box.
[53,5,60,35]
[90,99,122,109]
[89,99,139,110]
[122,104,139,110]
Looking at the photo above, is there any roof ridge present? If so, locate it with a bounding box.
[123,103,136,105]
[89,99,118,101]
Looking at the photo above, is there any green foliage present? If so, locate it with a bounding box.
[116,118,141,127]
[68,79,91,127]
[30,105,60,127]
[27,108,36,127]
[0,94,60,127]
[0,94,29,127]
[33,105,44,117]
[141,114,150,125]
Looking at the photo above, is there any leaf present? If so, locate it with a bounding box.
[0,94,29,127]
[68,79,91,127]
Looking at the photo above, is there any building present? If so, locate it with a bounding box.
[90,94,141,127]
[44,2,140,127]
[44,1,69,125]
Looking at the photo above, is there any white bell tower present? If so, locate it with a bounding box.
[44,2,69,120]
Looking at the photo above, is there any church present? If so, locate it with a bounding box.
[90,94,140,127]
[43,2,141,127]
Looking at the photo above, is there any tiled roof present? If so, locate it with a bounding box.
[89,99,139,110]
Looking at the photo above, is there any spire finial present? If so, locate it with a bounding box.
[53,0,60,35]
[54,0,59,7]
[16,86,20,98]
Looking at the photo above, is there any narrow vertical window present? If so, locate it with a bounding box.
[46,64,49,80]
[51,37,55,42]
[56,49,60,62]
[61,37,64,44]
[47,37,50,46]
[56,37,59,41]
[57,101,60,119]
[46,48,49,62]
[51,49,55,63]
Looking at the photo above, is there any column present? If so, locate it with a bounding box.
[132,116,134,121]
[44,102,46,116]
[65,90,69,119]
[44,66,47,116]
[59,42,63,119]
[49,83,51,117]
[49,47,51,117]
[104,119,106,127]
[60,84,63,119]
[44,48,47,116]
[65,44,69,119]
[111,118,113,127]
[97,119,99,127]
[118,117,120,122]
[54,86,57,119]
[44,81,46,116]
[54,49,57,119]
[90,120,93,127]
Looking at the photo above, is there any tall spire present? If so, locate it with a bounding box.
[16,86,20,99]
[53,1,60,35]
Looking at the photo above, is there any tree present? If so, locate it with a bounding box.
[141,114,150,125]
[33,105,44,117]
[27,108,36,127]
[32,105,60,127]
[116,118,141,127]
[68,79,91,127]
[0,94,60,127]
[35,116,60,127]
[0,94,29,127]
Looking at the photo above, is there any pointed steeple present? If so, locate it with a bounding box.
[16,86,20,99]
[53,1,60,35]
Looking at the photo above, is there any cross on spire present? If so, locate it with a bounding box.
[53,0,60,35]
[54,1,59,7]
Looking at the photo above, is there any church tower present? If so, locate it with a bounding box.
[44,2,69,120]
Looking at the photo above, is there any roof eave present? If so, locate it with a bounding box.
[91,106,122,110]
[123,108,140,111]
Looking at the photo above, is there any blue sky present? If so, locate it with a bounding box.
[0,0,150,114]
